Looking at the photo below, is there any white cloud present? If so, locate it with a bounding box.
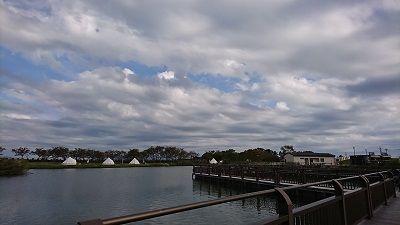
[224,59,245,72]
[1,67,399,155]
[276,102,290,111]
[122,68,134,76]
[158,71,175,80]
[1,113,32,120]
[0,0,398,78]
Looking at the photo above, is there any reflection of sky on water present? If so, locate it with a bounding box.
[0,167,332,225]
[192,179,279,216]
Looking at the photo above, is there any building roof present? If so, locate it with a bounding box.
[287,152,335,157]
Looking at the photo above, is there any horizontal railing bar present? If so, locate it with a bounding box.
[100,189,277,225]
[342,187,364,198]
[292,195,340,216]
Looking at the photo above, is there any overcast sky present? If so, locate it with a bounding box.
[1,0,399,156]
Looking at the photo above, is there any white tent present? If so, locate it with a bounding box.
[209,158,218,164]
[62,157,77,165]
[129,158,140,165]
[102,157,115,165]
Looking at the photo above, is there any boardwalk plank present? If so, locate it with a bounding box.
[357,192,400,225]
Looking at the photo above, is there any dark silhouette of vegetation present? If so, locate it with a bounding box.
[0,159,28,176]
[12,147,31,159]
[10,145,200,163]
[0,146,5,156]
[279,145,295,158]
[201,148,280,163]
[5,145,302,165]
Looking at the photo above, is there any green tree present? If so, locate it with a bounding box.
[50,146,69,160]
[126,148,141,161]
[201,151,216,161]
[0,146,5,156]
[188,151,199,159]
[279,145,295,158]
[12,147,30,159]
[31,148,49,160]
[143,146,164,161]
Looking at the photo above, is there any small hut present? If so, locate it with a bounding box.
[62,157,77,165]
[129,158,140,165]
[209,158,218,164]
[102,157,115,165]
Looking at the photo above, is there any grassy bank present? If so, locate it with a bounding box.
[27,161,180,169]
[0,159,28,176]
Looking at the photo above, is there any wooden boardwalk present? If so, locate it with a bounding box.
[358,192,400,225]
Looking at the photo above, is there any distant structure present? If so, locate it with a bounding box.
[102,157,115,165]
[62,157,77,165]
[350,150,391,165]
[284,151,335,165]
[209,158,218,164]
[337,154,350,162]
[129,158,140,165]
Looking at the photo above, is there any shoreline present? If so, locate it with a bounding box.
[27,161,193,169]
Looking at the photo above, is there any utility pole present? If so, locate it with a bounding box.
[353,146,356,156]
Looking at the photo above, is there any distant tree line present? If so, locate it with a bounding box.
[1,145,297,164]
[1,146,198,163]
[201,148,281,163]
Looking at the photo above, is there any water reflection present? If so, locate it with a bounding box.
[0,167,330,225]
[192,179,278,216]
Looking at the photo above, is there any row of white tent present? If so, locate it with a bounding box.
[61,157,141,165]
[62,157,220,165]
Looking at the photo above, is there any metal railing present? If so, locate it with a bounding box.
[78,168,399,225]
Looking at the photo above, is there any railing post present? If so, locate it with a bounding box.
[229,166,232,178]
[378,173,388,205]
[256,167,259,183]
[387,171,397,198]
[332,179,347,225]
[274,169,280,185]
[360,175,373,219]
[395,169,400,192]
[274,188,294,225]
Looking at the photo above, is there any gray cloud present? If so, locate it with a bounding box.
[1,67,399,156]
[346,76,400,97]
[1,0,399,78]
[1,0,400,155]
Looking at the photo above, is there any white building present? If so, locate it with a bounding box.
[102,157,115,165]
[284,152,335,165]
[62,157,77,165]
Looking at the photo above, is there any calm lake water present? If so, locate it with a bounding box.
[0,167,277,225]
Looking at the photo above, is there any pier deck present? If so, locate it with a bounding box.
[358,192,400,225]
[78,166,400,225]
